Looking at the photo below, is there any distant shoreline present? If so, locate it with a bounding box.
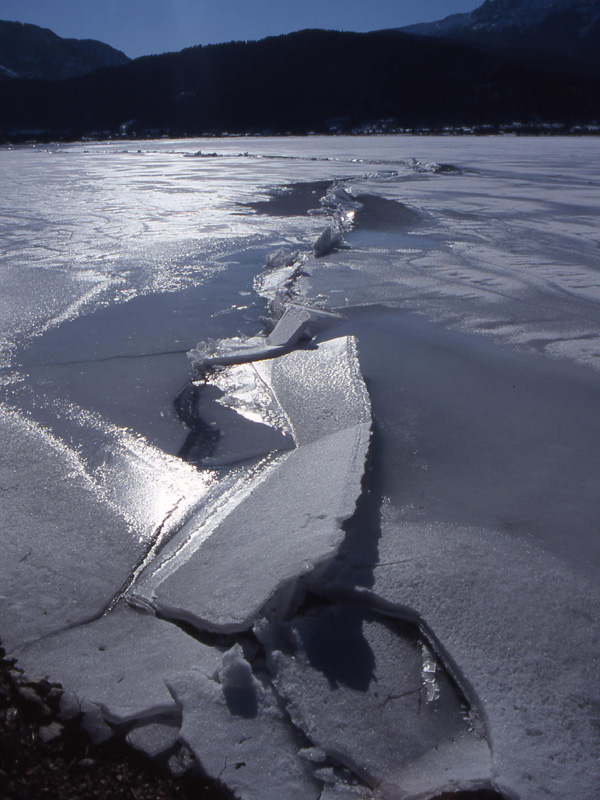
[2,123,600,147]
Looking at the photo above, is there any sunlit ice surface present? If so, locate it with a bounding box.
[1,135,600,800]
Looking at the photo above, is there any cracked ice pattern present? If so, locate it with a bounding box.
[2,136,600,800]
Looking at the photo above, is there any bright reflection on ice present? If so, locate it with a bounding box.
[421,644,440,704]
[50,403,217,546]
[209,362,293,433]
[130,452,288,600]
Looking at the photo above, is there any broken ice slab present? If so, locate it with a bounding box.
[255,336,369,445]
[255,604,491,796]
[187,334,288,371]
[169,644,322,800]
[254,248,306,301]
[319,186,363,231]
[314,225,344,258]
[131,425,370,633]
[255,264,302,299]
[264,247,300,270]
[208,362,292,433]
[266,304,313,347]
[188,307,343,370]
[269,288,294,320]
[267,302,345,348]
[357,516,600,800]
[130,337,371,633]
[319,186,364,213]
[126,722,180,759]
[0,406,164,653]
[14,604,221,733]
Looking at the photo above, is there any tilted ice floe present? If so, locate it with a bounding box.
[130,336,372,633]
[189,245,345,370]
[256,604,492,798]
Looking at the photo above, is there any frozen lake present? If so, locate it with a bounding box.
[1,136,599,800]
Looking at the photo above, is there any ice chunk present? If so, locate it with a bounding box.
[314,225,343,258]
[256,604,490,794]
[269,288,294,320]
[219,644,256,693]
[255,264,302,299]
[81,701,113,745]
[254,250,305,301]
[187,335,287,370]
[14,604,221,729]
[266,304,312,347]
[169,646,322,800]
[320,186,363,213]
[264,247,300,270]
[317,185,363,233]
[269,301,345,344]
[299,747,328,764]
[264,294,344,347]
[127,722,180,759]
[209,362,291,433]
[0,407,155,652]
[130,337,371,633]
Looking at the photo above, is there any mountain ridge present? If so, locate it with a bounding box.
[1,28,598,141]
[0,20,130,81]
[397,0,600,64]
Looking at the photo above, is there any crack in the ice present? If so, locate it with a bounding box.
[9,498,204,656]
[309,582,489,742]
[258,652,370,793]
[377,687,422,708]
[105,497,188,614]
[1,348,190,374]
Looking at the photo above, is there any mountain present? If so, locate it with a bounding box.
[0,20,129,81]
[0,28,598,140]
[398,0,600,65]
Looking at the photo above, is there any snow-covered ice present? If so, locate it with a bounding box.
[1,136,600,800]
[170,644,323,800]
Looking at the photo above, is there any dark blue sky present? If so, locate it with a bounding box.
[0,0,482,58]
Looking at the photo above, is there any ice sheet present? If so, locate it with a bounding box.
[0,406,151,651]
[2,136,600,800]
[13,604,221,728]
